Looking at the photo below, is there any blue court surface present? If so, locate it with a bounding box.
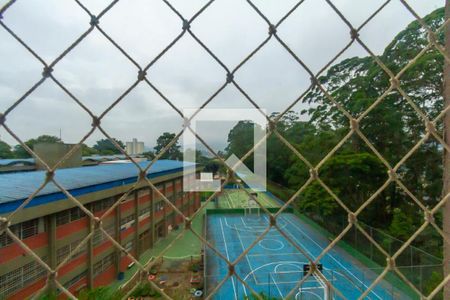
[205,213,407,300]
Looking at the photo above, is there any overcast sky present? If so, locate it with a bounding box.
[0,0,443,151]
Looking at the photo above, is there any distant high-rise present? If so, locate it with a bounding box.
[126,138,145,155]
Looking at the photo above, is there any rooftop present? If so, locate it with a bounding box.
[0,160,195,213]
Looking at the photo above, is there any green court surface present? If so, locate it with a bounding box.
[218,189,281,209]
[110,204,208,291]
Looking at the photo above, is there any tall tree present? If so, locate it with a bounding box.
[93,138,125,155]
[81,144,98,156]
[14,135,62,158]
[154,132,181,160]
[0,141,14,159]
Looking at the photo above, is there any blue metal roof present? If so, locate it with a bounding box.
[0,160,195,213]
[0,158,35,166]
[0,155,139,165]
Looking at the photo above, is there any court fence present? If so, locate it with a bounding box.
[0,0,449,299]
[297,212,444,296]
[204,265,443,300]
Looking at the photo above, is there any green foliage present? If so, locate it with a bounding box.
[14,135,62,158]
[130,282,161,298]
[93,138,125,155]
[77,287,122,300]
[223,9,445,296]
[423,271,443,299]
[225,121,259,170]
[0,141,14,158]
[142,150,155,160]
[154,132,181,160]
[81,143,98,156]
[388,208,415,241]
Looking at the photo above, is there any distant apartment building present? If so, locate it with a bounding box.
[126,138,145,155]
[0,160,200,299]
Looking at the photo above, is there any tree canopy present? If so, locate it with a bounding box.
[93,138,125,155]
[14,135,62,158]
[154,132,181,160]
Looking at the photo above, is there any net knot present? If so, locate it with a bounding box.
[390,77,400,89]
[45,170,55,182]
[228,263,235,275]
[388,169,397,181]
[182,19,190,31]
[92,116,101,127]
[347,212,357,224]
[0,217,10,235]
[424,210,434,223]
[48,270,58,281]
[269,215,276,226]
[226,73,234,84]
[386,257,396,270]
[93,217,102,229]
[139,170,147,181]
[137,70,147,81]
[0,113,5,126]
[350,118,359,131]
[268,24,277,35]
[42,66,53,78]
[309,168,318,180]
[310,76,319,87]
[185,218,192,229]
[268,120,276,132]
[425,121,436,135]
[350,28,359,40]
[183,117,191,129]
[90,15,99,26]
[427,31,437,45]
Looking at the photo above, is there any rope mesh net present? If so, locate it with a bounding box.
[0,0,449,299]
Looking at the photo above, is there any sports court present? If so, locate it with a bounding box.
[216,189,281,209]
[205,191,407,299]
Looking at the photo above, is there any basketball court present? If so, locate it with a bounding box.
[205,190,407,299]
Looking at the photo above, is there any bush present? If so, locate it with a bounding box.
[131,282,161,298]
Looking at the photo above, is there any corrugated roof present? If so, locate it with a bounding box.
[0,160,195,205]
[0,158,35,166]
[0,155,139,165]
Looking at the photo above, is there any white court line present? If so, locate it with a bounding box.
[225,191,233,208]
[234,222,258,288]
[283,215,382,300]
[219,218,238,300]
[247,252,305,258]
[241,261,308,289]
[271,271,284,299]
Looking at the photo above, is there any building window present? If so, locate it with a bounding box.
[91,201,103,213]
[64,271,86,289]
[56,210,70,226]
[121,240,134,256]
[91,197,115,213]
[121,194,134,204]
[93,253,115,277]
[120,214,136,230]
[138,189,149,199]
[155,201,164,212]
[0,258,47,297]
[93,224,115,247]
[56,207,84,226]
[139,207,151,216]
[0,219,40,248]
[56,238,86,264]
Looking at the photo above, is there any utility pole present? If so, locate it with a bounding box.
[443,1,450,299]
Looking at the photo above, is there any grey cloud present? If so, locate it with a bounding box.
[0,0,443,150]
